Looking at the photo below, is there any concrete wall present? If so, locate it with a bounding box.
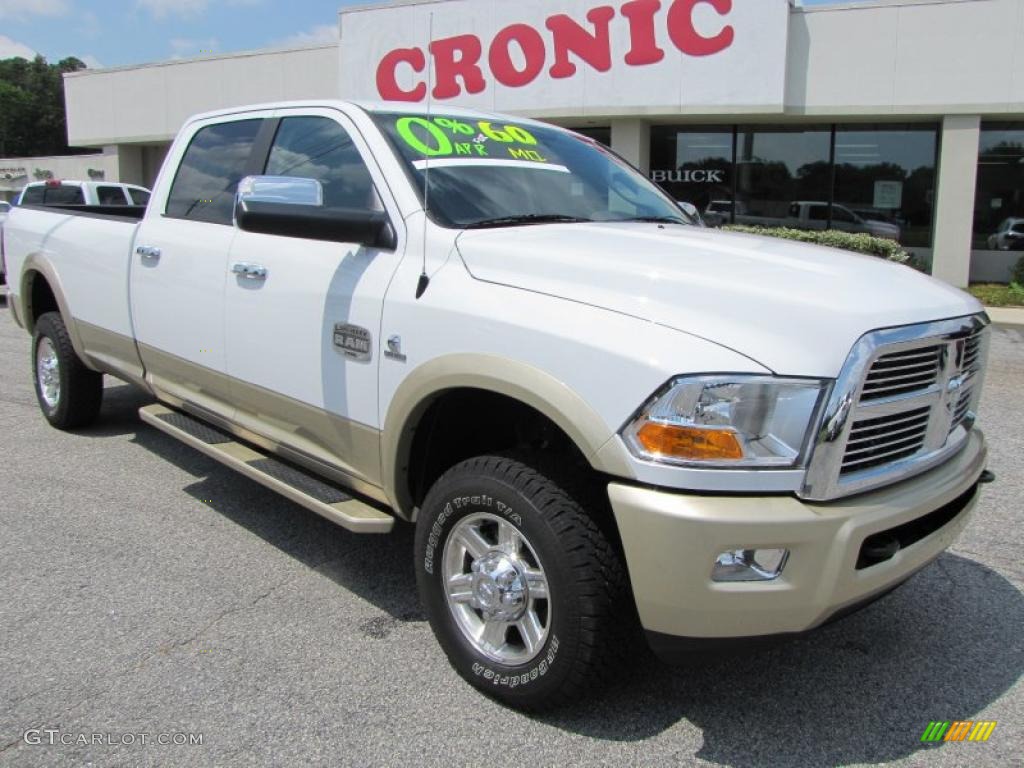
[64,45,339,147]
[787,0,1024,116]
[0,150,120,202]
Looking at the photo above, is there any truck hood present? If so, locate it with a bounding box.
[455,224,982,377]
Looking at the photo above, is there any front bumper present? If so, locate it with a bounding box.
[609,429,987,651]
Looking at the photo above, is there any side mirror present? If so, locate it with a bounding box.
[234,175,395,249]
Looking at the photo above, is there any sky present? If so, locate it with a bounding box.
[0,0,868,70]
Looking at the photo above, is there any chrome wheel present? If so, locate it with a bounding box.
[36,337,60,409]
[442,513,551,665]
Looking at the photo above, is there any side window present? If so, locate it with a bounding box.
[832,206,856,223]
[166,119,262,225]
[44,185,85,204]
[129,188,151,206]
[97,186,129,205]
[265,116,381,212]
[21,186,43,205]
[808,204,829,222]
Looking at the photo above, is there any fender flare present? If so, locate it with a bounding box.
[381,353,635,517]
[19,254,94,368]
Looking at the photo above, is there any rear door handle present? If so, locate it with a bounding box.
[136,245,161,260]
[231,262,268,280]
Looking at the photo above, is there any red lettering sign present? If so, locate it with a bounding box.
[374,0,735,102]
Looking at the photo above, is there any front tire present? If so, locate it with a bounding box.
[415,455,633,710]
[32,311,103,430]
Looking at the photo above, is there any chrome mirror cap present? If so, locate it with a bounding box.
[236,175,323,207]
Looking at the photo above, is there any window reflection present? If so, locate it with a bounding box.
[834,125,937,247]
[649,123,939,247]
[973,123,1024,250]
[649,126,733,223]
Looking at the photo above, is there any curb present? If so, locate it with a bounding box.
[986,307,1024,327]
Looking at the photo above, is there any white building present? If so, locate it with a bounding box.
[61,0,1024,286]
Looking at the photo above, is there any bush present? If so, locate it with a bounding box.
[1013,255,1024,286]
[722,225,925,271]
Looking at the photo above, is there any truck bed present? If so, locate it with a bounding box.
[4,205,142,367]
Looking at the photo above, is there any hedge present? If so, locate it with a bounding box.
[1013,255,1024,286]
[722,225,926,271]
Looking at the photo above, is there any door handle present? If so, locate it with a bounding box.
[231,262,268,280]
[136,245,161,260]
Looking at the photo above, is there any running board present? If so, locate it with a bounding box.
[139,404,395,534]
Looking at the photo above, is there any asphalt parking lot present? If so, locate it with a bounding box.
[0,291,1021,768]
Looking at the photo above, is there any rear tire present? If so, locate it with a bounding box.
[415,455,634,711]
[32,311,103,430]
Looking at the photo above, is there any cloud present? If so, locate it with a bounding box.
[0,0,70,20]
[169,37,220,59]
[138,0,208,20]
[138,0,262,20]
[79,54,103,68]
[0,34,37,59]
[273,23,339,48]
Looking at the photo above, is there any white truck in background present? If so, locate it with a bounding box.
[1,100,992,710]
[17,180,151,208]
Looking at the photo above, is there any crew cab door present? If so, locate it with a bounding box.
[223,109,405,491]
[131,115,271,420]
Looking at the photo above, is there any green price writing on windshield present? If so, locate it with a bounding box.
[396,116,539,158]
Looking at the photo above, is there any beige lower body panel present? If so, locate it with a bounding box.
[139,404,394,533]
[77,321,149,390]
[138,343,388,506]
[609,430,988,639]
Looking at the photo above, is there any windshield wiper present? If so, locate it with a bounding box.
[464,214,592,230]
[620,216,687,225]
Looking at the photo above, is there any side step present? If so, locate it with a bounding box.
[139,404,395,534]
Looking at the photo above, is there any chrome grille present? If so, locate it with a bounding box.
[860,346,942,400]
[841,407,930,474]
[803,315,990,501]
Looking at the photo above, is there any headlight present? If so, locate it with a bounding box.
[622,376,829,468]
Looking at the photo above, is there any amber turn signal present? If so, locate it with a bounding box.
[635,422,744,461]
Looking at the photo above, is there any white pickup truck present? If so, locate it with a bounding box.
[1,101,992,710]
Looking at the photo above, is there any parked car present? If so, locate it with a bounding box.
[986,217,1024,250]
[788,201,901,241]
[3,101,992,710]
[17,180,151,208]
[704,199,741,227]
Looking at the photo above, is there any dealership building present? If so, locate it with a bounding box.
[57,0,1024,286]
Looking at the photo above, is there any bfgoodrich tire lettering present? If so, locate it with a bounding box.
[32,312,103,430]
[415,455,633,710]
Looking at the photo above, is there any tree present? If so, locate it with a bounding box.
[0,55,88,157]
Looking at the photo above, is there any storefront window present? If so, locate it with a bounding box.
[834,124,938,248]
[735,127,831,229]
[973,122,1024,250]
[649,126,733,222]
[649,123,938,247]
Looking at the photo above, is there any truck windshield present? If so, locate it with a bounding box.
[372,112,689,230]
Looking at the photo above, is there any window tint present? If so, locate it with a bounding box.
[97,186,129,205]
[166,119,262,224]
[44,185,85,204]
[21,186,43,205]
[265,116,379,211]
[129,188,151,206]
